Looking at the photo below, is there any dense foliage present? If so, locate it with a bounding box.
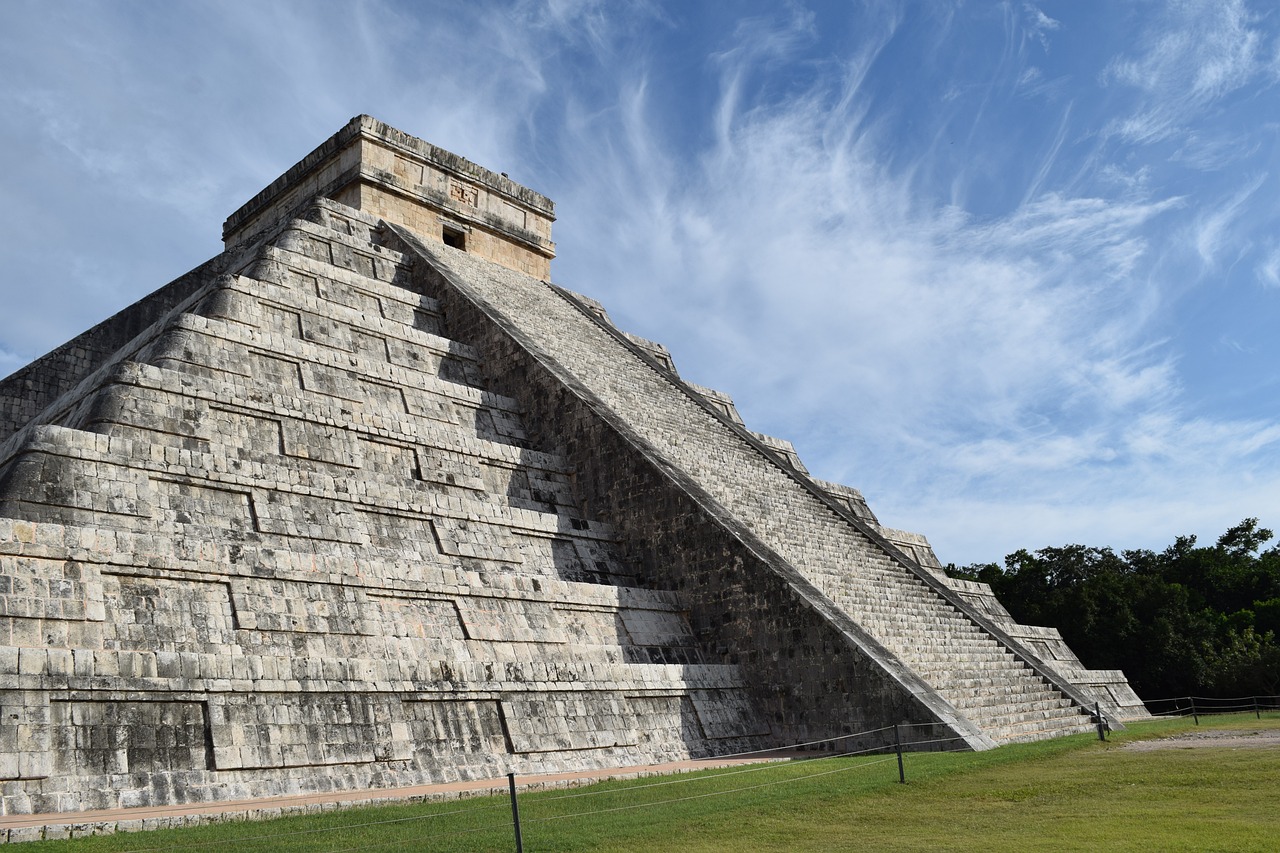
[947,519,1280,700]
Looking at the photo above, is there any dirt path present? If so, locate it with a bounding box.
[1121,727,1280,751]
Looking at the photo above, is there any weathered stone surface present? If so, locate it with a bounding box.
[0,117,1143,817]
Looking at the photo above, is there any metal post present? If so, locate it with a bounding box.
[894,724,905,784]
[1094,702,1106,742]
[508,772,524,853]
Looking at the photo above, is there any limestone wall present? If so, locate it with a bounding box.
[0,200,768,815]
[0,256,232,443]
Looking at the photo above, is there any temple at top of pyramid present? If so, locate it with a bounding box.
[0,116,1145,818]
[222,115,556,280]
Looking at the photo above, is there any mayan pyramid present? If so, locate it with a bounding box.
[0,116,1145,815]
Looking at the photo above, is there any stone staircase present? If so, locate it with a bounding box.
[823,560,1095,742]
[388,209,1099,747]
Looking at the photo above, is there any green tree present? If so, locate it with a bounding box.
[947,520,1280,700]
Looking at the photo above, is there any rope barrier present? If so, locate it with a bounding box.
[1146,697,1280,716]
[678,723,897,762]
[896,720,954,730]
[531,744,898,804]
[102,719,955,853]
[104,719,963,852]
[1152,701,1261,711]
[898,735,969,749]
[113,799,512,853]
[522,756,901,825]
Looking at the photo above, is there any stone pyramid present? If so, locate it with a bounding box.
[0,116,1145,815]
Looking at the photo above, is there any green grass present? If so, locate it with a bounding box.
[13,713,1280,852]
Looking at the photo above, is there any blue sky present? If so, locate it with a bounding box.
[2,1,1278,565]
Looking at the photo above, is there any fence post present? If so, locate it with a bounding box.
[1094,702,1106,742]
[894,724,905,784]
[1255,698,1261,720]
[508,772,524,853]
[1190,698,1199,726]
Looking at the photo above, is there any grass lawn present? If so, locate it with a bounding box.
[12,712,1279,852]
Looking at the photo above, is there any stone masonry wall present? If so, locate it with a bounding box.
[0,255,233,443]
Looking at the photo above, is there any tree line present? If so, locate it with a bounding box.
[946,519,1280,700]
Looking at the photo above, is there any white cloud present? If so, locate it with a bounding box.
[1103,0,1269,143]
[1185,173,1266,269]
[891,407,1280,562]
[1256,244,1280,287]
[543,3,1280,564]
[1024,3,1060,51]
[1172,131,1262,171]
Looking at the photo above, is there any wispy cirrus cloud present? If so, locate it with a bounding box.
[1256,244,1280,288]
[914,408,1280,560]
[1102,0,1273,144]
[1185,173,1267,269]
[1022,3,1060,54]
[553,19,1163,442]
[540,2,1280,562]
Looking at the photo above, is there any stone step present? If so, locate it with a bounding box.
[216,269,464,372]
[139,315,546,457]
[937,684,1062,708]
[993,720,1096,743]
[947,696,1073,718]
[303,198,395,248]
[275,218,414,281]
[946,692,1073,715]
[845,599,976,623]
[907,651,1021,668]
[250,241,438,319]
[965,704,1088,732]
[853,619,987,640]
[934,669,1047,688]
[890,645,1018,666]
[965,693,1080,717]
[870,632,1003,650]
[849,607,973,623]
[908,640,1016,656]
[840,573,946,589]
[930,674,1057,693]
[257,243,427,312]
[985,712,1095,742]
